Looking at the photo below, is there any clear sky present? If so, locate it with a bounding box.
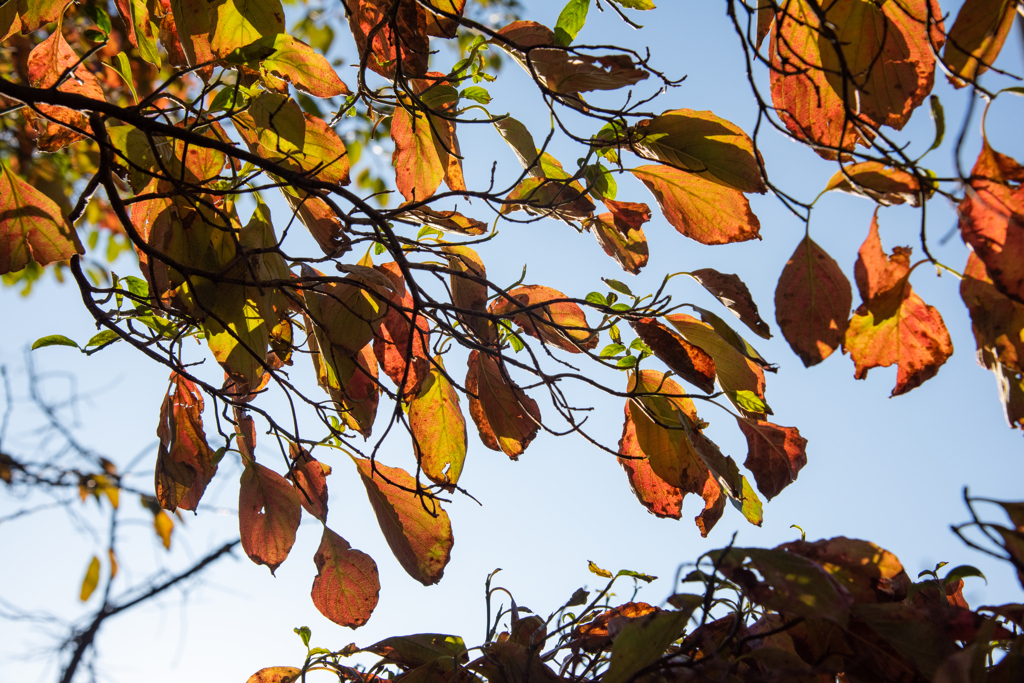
[2,1,1023,682]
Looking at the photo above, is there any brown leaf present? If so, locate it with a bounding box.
[301,264,389,355]
[843,212,952,396]
[311,527,380,628]
[246,667,302,683]
[155,372,219,512]
[410,357,468,489]
[239,462,302,575]
[775,236,853,367]
[695,476,726,537]
[373,262,431,399]
[444,245,498,345]
[352,457,454,585]
[346,0,429,78]
[824,162,926,207]
[688,268,771,339]
[632,165,761,245]
[288,443,331,522]
[402,206,487,236]
[630,318,716,393]
[309,335,381,439]
[736,418,807,500]
[0,162,83,275]
[780,537,911,604]
[617,403,682,520]
[490,285,597,353]
[943,0,1018,88]
[589,200,650,275]
[573,602,660,651]
[958,141,1024,304]
[466,351,541,460]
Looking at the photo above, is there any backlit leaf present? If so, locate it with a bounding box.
[259,34,352,98]
[403,206,487,236]
[155,372,219,512]
[632,165,761,245]
[490,285,597,353]
[239,462,302,575]
[467,350,542,459]
[352,457,454,585]
[844,212,952,396]
[775,236,852,367]
[824,162,926,207]
[392,90,465,202]
[554,0,590,47]
[372,262,431,399]
[246,667,302,683]
[943,0,1018,88]
[309,334,381,439]
[695,476,725,537]
[0,161,83,275]
[617,403,683,519]
[80,556,101,602]
[208,0,285,58]
[588,200,650,275]
[630,318,716,393]
[958,141,1024,304]
[423,0,467,38]
[688,268,771,339]
[602,608,697,683]
[346,0,429,78]
[444,246,497,345]
[153,509,174,549]
[737,418,807,500]
[311,527,380,628]
[288,443,331,522]
[410,358,467,489]
[632,109,766,194]
[781,537,910,604]
[301,264,388,355]
[31,335,79,350]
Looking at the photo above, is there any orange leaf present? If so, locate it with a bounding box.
[391,101,458,202]
[239,462,301,575]
[466,350,541,460]
[843,212,952,396]
[155,372,219,512]
[774,236,853,367]
[617,403,682,519]
[780,538,910,604]
[423,0,466,37]
[246,667,302,683]
[755,1,775,50]
[444,245,497,345]
[695,475,725,538]
[284,193,351,257]
[311,527,380,628]
[309,333,381,439]
[261,34,352,98]
[169,0,216,81]
[631,165,761,245]
[630,318,716,394]
[352,458,454,585]
[153,509,174,550]
[666,313,767,408]
[18,0,64,33]
[632,109,766,194]
[346,0,429,78]
[943,0,1018,88]
[409,357,468,489]
[288,443,331,522]
[490,285,597,353]
[823,162,926,207]
[589,200,650,275]
[373,262,431,398]
[736,418,807,500]
[958,141,1024,304]
[688,268,771,339]
[0,162,83,275]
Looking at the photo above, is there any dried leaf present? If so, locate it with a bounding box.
[155,372,219,511]
[444,245,497,345]
[246,667,302,683]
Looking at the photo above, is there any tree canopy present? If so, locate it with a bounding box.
[1,0,1023,681]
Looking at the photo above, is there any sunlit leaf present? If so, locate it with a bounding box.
[345,0,429,78]
[737,418,807,500]
[943,0,1018,88]
[31,334,79,350]
[208,0,285,58]
[490,285,597,353]
[602,608,697,683]
[554,0,590,47]
[630,318,716,393]
[311,527,380,628]
[239,462,302,575]
[466,350,541,459]
[617,403,682,519]
[687,268,771,339]
[246,667,302,683]
[0,162,83,274]
[444,245,497,345]
[824,162,927,207]
[155,372,219,512]
[288,443,331,522]
[410,357,467,489]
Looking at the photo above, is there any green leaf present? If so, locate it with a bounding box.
[584,163,617,200]
[585,291,607,306]
[611,303,632,312]
[616,569,657,582]
[209,86,250,112]
[566,587,589,607]
[85,5,112,34]
[554,0,591,47]
[110,53,138,103]
[419,84,460,109]
[927,95,944,153]
[603,607,697,683]
[601,343,626,357]
[460,86,492,104]
[603,278,633,296]
[294,626,312,648]
[308,647,331,656]
[728,389,770,414]
[31,334,79,350]
[610,0,656,9]
[83,29,107,42]
[943,565,987,586]
[86,330,121,348]
[617,356,638,368]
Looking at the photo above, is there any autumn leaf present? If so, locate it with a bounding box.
[301,264,389,355]
[80,556,101,602]
[943,0,1018,88]
[17,0,64,33]
[115,0,161,65]
[780,537,910,604]
[695,476,725,537]
[617,403,682,519]
[155,372,219,512]
[587,199,650,275]
[392,86,465,202]
[958,141,1024,305]
[755,0,775,50]
[345,0,429,78]
[402,206,487,236]
[466,350,541,459]
[631,109,766,194]
[823,162,927,207]
[687,268,771,339]
[775,236,853,367]
[736,418,807,500]
[352,457,454,586]
[490,285,597,353]
[373,262,431,399]
[239,462,302,575]
[246,667,302,683]
[309,334,381,438]
[631,165,761,245]
[423,0,467,38]
[258,34,351,98]
[444,245,497,345]
[284,193,351,257]
[208,0,285,58]
[409,357,468,489]
[0,162,83,275]
[843,211,952,396]
[311,527,380,628]
[288,443,331,522]
[630,318,716,394]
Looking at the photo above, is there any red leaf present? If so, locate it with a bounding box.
[155,372,219,511]
[288,443,331,522]
[373,262,431,398]
[466,351,541,460]
[588,200,650,275]
[958,141,1024,304]
[346,0,429,78]
[630,318,717,394]
[352,458,454,585]
[239,462,302,575]
[632,165,761,245]
[843,212,953,396]
[169,0,216,81]
[0,162,83,275]
[490,285,597,353]
[617,403,683,520]
[666,313,767,406]
[774,236,853,367]
[311,527,380,628]
[736,418,807,500]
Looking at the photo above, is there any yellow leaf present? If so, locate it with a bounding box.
[154,510,174,550]
[80,556,100,601]
[588,560,613,578]
[108,548,118,579]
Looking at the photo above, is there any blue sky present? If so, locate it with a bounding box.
[2,1,1023,681]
